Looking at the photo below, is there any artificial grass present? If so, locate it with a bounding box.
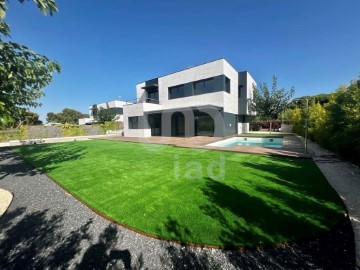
[14,140,346,248]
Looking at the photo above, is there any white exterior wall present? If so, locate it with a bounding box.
[246,72,256,115]
[136,82,148,103]
[237,123,250,134]
[123,102,161,137]
[223,60,239,114]
[162,92,225,110]
[78,118,94,125]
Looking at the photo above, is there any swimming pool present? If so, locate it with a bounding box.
[207,137,284,149]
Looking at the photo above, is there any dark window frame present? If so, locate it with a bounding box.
[225,76,231,93]
[238,85,244,98]
[168,84,186,100]
[146,89,159,104]
[193,78,214,95]
[128,116,139,129]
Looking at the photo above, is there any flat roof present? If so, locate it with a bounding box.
[137,58,230,84]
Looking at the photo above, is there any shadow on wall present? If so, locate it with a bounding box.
[0,207,137,270]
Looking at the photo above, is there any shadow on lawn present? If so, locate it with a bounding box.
[199,155,346,248]
[0,207,135,270]
[2,142,87,175]
[0,148,40,180]
[156,216,192,241]
[158,216,354,270]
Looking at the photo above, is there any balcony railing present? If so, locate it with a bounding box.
[125,98,159,105]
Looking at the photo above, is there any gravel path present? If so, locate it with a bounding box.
[298,137,360,269]
[0,147,355,270]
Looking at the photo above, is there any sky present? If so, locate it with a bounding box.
[5,0,360,121]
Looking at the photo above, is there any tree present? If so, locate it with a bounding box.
[46,108,85,124]
[95,108,116,123]
[308,102,327,143]
[0,0,60,125]
[18,110,43,125]
[289,107,303,135]
[325,80,360,161]
[248,76,295,132]
[46,112,59,123]
[287,77,360,164]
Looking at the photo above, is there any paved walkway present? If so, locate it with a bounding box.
[298,137,360,269]
[0,146,355,269]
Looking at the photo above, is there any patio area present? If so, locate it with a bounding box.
[100,134,308,158]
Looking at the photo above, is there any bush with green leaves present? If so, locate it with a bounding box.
[100,121,123,133]
[289,78,360,164]
[61,124,86,137]
[0,129,19,142]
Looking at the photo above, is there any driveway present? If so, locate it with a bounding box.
[0,147,355,269]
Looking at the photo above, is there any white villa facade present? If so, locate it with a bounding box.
[79,100,126,125]
[123,59,256,137]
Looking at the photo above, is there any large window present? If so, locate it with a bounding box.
[225,77,230,93]
[169,84,186,99]
[193,78,214,95]
[128,116,139,129]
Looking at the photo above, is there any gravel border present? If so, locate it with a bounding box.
[298,136,360,269]
[0,146,355,269]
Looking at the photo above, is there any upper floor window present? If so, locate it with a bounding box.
[169,84,185,99]
[225,77,230,93]
[238,85,244,98]
[147,90,159,104]
[193,78,214,95]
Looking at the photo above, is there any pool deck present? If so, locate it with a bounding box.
[100,134,308,158]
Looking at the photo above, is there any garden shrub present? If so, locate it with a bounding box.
[100,121,123,133]
[289,79,360,165]
[61,124,86,137]
[250,121,262,131]
[19,125,28,140]
[0,129,20,142]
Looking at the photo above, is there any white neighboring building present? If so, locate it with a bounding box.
[78,100,126,125]
[123,59,256,137]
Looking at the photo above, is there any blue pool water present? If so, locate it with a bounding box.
[207,137,283,149]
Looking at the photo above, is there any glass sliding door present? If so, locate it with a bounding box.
[148,114,161,136]
[195,113,214,136]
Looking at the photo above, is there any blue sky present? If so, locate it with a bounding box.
[5,0,360,121]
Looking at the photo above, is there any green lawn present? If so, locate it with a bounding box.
[14,140,345,248]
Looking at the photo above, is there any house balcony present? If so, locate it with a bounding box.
[124,98,162,116]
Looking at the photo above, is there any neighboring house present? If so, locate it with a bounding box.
[123,59,256,137]
[79,100,126,125]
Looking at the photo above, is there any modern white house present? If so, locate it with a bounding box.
[123,59,256,137]
[79,100,126,125]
